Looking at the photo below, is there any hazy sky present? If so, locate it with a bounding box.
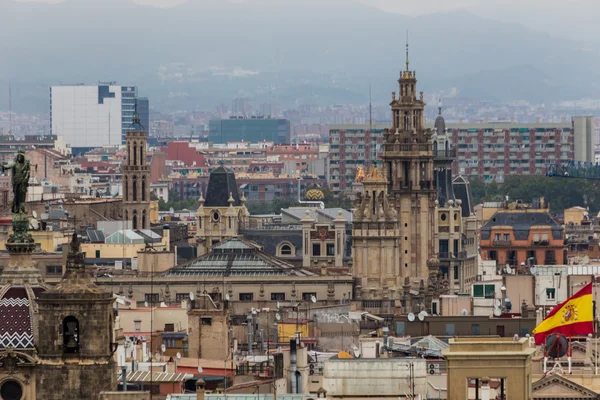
[12,0,600,41]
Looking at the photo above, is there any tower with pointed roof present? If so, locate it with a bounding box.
[36,232,115,399]
[382,39,436,281]
[195,164,249,256]
[352,166,401,302]
[432,99,456,207]
[122,112,150,229]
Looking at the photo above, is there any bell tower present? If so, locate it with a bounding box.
[382,39,436,281]
[122,113,150,229]
[36,233,116,399]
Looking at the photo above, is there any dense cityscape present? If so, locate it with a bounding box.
[1,0,600,399]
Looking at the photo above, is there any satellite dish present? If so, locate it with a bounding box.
[176,352,181,359]
[225,294,230,301]
[418,311,428,321]
[169,207,174,214]
[275,313,281,321]
[353,348,361,358]
[461,308,468,316]
[407,313,415,322]
[494,299,501,308]
[494,308,502,317]
[189,292,195,301]
[160,302,167,307]
[197,366,203,374]
[161,344,166,353]
[144,301,149,308]
[277,347,283,353]
[545,333,568,358]
[530,266,537,274]
[252,308,257,315]
[32,210,37,219]
[310,295,317,303]
[30,219,39,230]
[506,265,513,274]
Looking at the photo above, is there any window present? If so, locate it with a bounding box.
[326,243,335,256]
[302,293,317,301]
[145,294,159,304]
[494,233,501,241]
[46,265,62,275]
[280,244,292,256]
[453,266,459,280]
[471,324,480,335]
[201,318,212,326]
[546,288,556,300]
[473,284,495,298]
[312,243,321,256]
[134,320,141,332]
[95,250,101,258]
[271,293,285,301]
[239,293,254,301]
[0,380,23,400]
[175,293,190,302]
[164,323,175,332]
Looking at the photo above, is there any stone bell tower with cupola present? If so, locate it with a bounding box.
[352,166,401,301]
[122,112,151,229]
[36,233,116,399]
[382,39,436,282]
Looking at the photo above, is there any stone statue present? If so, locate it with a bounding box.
[2,151,30,215]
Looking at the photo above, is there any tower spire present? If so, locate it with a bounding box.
[405,30,409,72]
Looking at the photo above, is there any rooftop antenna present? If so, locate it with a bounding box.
[369,84,372,131]
[405,30,409,72]
[8,82,11,136]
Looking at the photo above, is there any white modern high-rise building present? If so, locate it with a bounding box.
[50,84,139,152]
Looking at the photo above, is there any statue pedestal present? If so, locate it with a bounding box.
[8,213,33,244]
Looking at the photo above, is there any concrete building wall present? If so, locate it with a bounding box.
[118,307,189,334]
[187,309,229,361]
[323,359,427,397]
[573,116,595,163]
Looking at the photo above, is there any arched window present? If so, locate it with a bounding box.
[132,177,138,202]
[132,211,138,230]
[63,316,80,354]
[132,141,138,166]
[280,244,293,256]
[142,210,147,229]
[123,176,128,201]
[139,145,144,167]
[128,145,131,166]
[141,177,146,202]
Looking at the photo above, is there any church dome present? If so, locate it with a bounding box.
[305,189,325,201]
[0,284,45,349]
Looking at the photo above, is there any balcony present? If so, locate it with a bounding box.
[532,240,550,246]
[438,251,468,261]
[433,149,457,161]
[493,239,512,247]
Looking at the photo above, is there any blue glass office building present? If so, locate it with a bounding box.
[208,117,291,144]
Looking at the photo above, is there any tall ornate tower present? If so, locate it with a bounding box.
[352,166,401,301]
[195,164,249,256]
[36,233,115,399]
[382,43,436,281]
[122,113,150,229]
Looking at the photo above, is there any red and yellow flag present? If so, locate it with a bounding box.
[533,282,594,345]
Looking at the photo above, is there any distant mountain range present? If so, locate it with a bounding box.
[1,0,599,113]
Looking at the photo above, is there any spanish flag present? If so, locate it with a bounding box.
[533,282,594,345]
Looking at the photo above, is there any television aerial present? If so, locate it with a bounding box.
[310,295,317,303]
[418,311,428,321]
[407,313,415,322]
[461,309,469,316]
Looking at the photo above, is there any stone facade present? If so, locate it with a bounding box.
[352,167,401,300]
[36,233,116,399]
[122,121,151,230]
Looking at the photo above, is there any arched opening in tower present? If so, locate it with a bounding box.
[63,316,80,354]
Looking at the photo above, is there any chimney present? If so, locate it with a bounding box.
[196,379,206,400]
[382,327,389,353]
[290,338,298,394]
